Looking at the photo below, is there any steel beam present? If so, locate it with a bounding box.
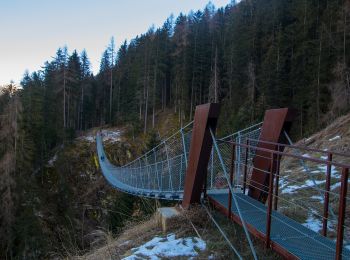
[182,103,220,208]
[248,108,296,203]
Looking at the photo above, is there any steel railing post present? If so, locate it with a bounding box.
[180,154,183,191]
[323,152,333,237]
[273,145,281,210]
[266,153,275,249]
[243,139,249,194]
[335,167,349,260]
[210,149,214,189]
[180,129,188,167]
[164,141,173,191]
[228,143,236,219]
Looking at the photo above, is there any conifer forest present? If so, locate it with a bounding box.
[0,0,349,258]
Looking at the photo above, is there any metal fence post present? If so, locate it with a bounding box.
[336,167,349,260]
[164,141,173,191]
[180,128,188,167]
[243,139,249,194]
[273,145,281,210]
[210,149,214,189]
[322,152,333,237]
[266,153,275,249]
[228,143,236,219]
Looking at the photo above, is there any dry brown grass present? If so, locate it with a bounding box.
[75,204,281,260]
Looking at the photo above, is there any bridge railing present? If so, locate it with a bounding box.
[99,121,193,197]
[207,122,262,190]
[212,135,350,258]
[98,120,264,198]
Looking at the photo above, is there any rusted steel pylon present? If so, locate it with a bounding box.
[182,103,220,208]
[248,108,296,203]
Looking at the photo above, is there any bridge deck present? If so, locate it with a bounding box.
[208,193,350,260]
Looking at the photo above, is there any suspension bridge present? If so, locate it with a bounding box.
[96,103,350,260]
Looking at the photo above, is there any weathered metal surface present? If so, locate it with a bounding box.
[248,108,296,202]
[322,152,333,237]
[208,192,350,260]
[336,167,349,260]
[182,103,220,208]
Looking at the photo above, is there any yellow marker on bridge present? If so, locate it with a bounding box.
[94,155,99,168]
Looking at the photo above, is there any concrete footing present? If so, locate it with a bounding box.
[156,207,180,232]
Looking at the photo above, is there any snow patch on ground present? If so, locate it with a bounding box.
[281,179,326,194]
[79,129,121,143]
[303,212,323,232]
[311,195,324,202]
[329,135,341,142]
[47,154,57,166]
[122,234,206,260]
[84,136,95,142]
[317,165,340,178]
[330,182,341,190]
[101,130,121,143]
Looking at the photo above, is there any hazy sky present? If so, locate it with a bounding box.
[0,0,230,85]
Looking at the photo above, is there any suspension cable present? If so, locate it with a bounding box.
[201,200,243,260]
[209,127,258,260]
[283,131,337,221]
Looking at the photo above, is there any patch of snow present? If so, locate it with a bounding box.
[284,170,292,173]
[329,135,341,142]
[303,213,323,232]
[304,179,326,186]
[311,195,324,202]
[311,170,321,174]
[279,178,289,189]
[120,240,131,246]
[330,182,341,190]
[302,153,311,158]
[78,135,95,143]
[317,165,340,178]
[122,234,206,260]
[305,137,313,142]
[101,130,121,143]
[281,179,326,194]
[47,154,57,166]
[320,155,328,160]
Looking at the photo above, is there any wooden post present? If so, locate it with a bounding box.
[182,103,220,209]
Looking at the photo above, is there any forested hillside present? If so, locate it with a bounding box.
[0,0,349,258]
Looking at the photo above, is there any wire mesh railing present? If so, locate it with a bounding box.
[207,123,262,190]
[96,121,193,199]
[211,135,350,259]
[97,120,263,199]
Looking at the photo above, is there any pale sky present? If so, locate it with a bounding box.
[0,0,230,85]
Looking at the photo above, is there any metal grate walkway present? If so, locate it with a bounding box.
[208,192,350,260]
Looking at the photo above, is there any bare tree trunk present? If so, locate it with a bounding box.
[109,68,113,124]
[316,28,323,125]
[117,73,121,124]
[190,29,198,121]
[152,44,159,128]
[214,46,218,103]
[63,68,66,128]
[81,85,84,130]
